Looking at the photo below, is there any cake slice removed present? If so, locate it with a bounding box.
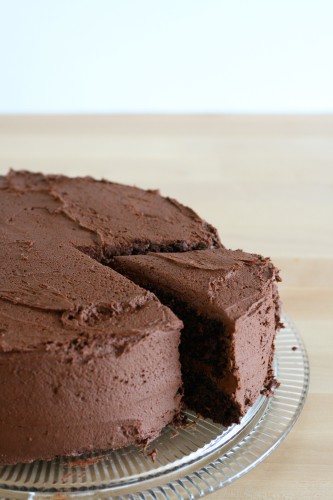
[113,248,281,426]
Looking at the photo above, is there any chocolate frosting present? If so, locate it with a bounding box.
[0,169,280,464]
[0,169,220,355]
[114,249,280,324]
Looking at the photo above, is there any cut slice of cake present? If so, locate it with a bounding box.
[113,248,281,425]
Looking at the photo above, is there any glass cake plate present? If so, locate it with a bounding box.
[0,314,309,499]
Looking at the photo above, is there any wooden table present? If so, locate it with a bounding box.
[0,115,332,499]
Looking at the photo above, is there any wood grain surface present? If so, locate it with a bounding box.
[0,115,332,499]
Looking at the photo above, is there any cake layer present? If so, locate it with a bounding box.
[2,170,221,256]
[113,248,281,424]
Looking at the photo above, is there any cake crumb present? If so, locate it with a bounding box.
[147,448,158,463]
[62,471,75,482]
[170,430,179,439]
[173,412,200,431]
[65,454,107,468]
[183,416,200,429]
[261,378,280,397]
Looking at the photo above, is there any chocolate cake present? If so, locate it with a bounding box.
[0,170,281,465]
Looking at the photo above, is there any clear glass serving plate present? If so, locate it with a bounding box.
[0,314,309,499]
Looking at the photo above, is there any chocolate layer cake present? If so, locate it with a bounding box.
[113,249,281,425]
[0,170,281,465]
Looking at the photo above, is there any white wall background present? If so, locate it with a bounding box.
[0,0,332,113]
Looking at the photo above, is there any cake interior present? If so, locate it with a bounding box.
[140,288,242,426]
